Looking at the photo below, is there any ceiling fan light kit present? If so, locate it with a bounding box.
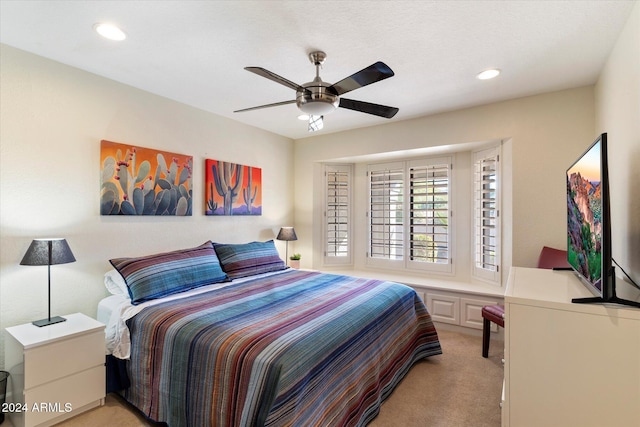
[235,51,399,132]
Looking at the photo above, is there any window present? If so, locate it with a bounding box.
[473,147,500,283]
[408,159,451,272]
[367,158,452,273]
[323,164,352,264]
[319,145,503,286]
[368,163,404,264]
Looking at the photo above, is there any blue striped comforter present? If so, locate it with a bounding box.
[124,269,441,426]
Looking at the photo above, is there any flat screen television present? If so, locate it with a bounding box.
[566,133,639,308]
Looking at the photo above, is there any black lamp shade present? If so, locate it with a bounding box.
[276,227,297,242]
[20,239,76,266]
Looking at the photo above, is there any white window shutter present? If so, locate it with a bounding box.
[473,148,500,283]
[368,163,404,263]
[324,164,352,264]
[407,158,452,273]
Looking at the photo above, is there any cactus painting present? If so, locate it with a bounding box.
[100,140,193,216]
[205,159,262,215]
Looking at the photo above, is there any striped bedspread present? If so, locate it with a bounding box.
[124,269,441,426]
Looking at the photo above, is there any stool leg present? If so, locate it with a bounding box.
[482,317,490,358]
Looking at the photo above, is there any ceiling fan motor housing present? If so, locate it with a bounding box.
[296,80,339,115]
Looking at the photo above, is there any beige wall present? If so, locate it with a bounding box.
[594,1,640,302]
[294,86,595,277]
[0,45,294,368]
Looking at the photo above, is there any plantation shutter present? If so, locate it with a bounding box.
[408,158,452,272]
[473,148,500,282]
[324,164,352,264]
[368,163,404,262]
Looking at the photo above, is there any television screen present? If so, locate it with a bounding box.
[566,135,606,296]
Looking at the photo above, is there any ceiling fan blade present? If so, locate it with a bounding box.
[234,99,296,113]
[244,67,305,92]
[308,115,323,132]
[339,98,399,118]
[329,62,395,96]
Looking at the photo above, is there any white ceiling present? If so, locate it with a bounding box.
[0,1,635,140]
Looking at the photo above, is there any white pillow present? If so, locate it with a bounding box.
[104,269,128,295]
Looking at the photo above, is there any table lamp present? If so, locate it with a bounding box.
[276,227,297,265]
[20,238,76,327]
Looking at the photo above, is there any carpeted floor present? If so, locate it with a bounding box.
[369,329,503,427]
[46,328,503,427]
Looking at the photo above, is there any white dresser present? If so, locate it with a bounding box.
[502,267,640,427]
[4,313,105,427]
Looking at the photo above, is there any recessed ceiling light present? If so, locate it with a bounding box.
[94,23,126,41]
[477,69,500,80]
[298,114,309,121]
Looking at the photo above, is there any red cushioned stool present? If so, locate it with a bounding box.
[481,304,505,358]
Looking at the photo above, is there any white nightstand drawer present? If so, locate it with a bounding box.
[23,365,105,427]
[24,330,104,389]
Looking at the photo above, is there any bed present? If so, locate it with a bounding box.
[98,240,442,427]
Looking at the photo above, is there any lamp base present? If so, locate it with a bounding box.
[32,316,66,327]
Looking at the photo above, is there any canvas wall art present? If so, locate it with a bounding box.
[205,159,262,215]
[100,140,193,216]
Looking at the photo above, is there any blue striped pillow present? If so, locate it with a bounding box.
[110,241,228,305]
[213,240,286,279]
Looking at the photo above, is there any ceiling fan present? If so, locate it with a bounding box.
[234,51,399,132]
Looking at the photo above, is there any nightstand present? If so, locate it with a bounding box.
[4,313,105,427]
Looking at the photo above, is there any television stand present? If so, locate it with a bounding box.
[572,295,640,308]
[503,267,640,427]
[571,268,640,308]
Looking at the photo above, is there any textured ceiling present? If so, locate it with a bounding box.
[0,1,635,140]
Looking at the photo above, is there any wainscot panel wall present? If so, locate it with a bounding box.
[0,45,294,369]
